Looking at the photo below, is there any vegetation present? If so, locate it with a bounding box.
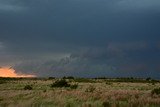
[70,84,78,89]
[152,87,160,95]
[0,77,160,107]
[106,82,113,85]
[0,80,6,84]
[85,85,96,92]
[146,77,152,81]
[63,76,74,79]
[74,78,95,83]
[24,85,33,90]
[48,77,55,80]
[51,79,70,88]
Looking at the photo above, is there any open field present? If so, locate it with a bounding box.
[0,78,160,107]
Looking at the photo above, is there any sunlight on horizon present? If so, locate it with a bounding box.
[0,67,36,77]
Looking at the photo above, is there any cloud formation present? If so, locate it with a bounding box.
[0,0,160,78]
[13,42,160,78]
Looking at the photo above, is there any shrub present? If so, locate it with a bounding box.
[48,77,55,80]
[151,88,160,95]
[151,82,155,85]
[0,98,3,102]
[24,85,33,90]
[70,84,78,89]
[85,85,95,92]
[150,79,159,85]
[51,79,70,88]
[146,77,151,81]
[63,76,74,79]
[106,82,112,85]
[43,89,47,93]
[102,101,111,107]
[0,80,6,84]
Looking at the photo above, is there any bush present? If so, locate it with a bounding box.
[43,89,47,93]
[106,82,112,85]
[48,77,55,80]
[151,88,160,95]
[63,76,74,79]
[70,84,78,89]
[102,101,111,107]
[0,98,3,102]
[85,85,95,92]
[0,80,6,84]
[150,79,159,85]
[24,85,33,90]
[51,79,70,88]
[146,77,151,81]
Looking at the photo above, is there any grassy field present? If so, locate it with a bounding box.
[0,77,160,107]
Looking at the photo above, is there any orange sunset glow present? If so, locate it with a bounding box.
[0,67,36,77]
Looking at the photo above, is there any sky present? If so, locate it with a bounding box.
[0,0,160,78]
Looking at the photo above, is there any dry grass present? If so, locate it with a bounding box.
[0,79,160,107]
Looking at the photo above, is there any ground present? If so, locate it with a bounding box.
[0,78,160,107]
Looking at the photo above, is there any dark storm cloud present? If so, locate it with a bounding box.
[0,0,160,78]
[14,42,160,78]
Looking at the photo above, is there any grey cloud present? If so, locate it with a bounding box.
[13,40,160,78]
[107,41,149,52]
[113,0,160,10]
[0,0,160,78]
[0,0,28,12]
[0,42,4,50]
[0,4,25,12]
[0,42,15,66]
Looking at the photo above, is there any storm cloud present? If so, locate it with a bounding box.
[0,0,160,78]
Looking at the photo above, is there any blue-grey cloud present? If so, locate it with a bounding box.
[13,42,160,78]
[0,0,160,78]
